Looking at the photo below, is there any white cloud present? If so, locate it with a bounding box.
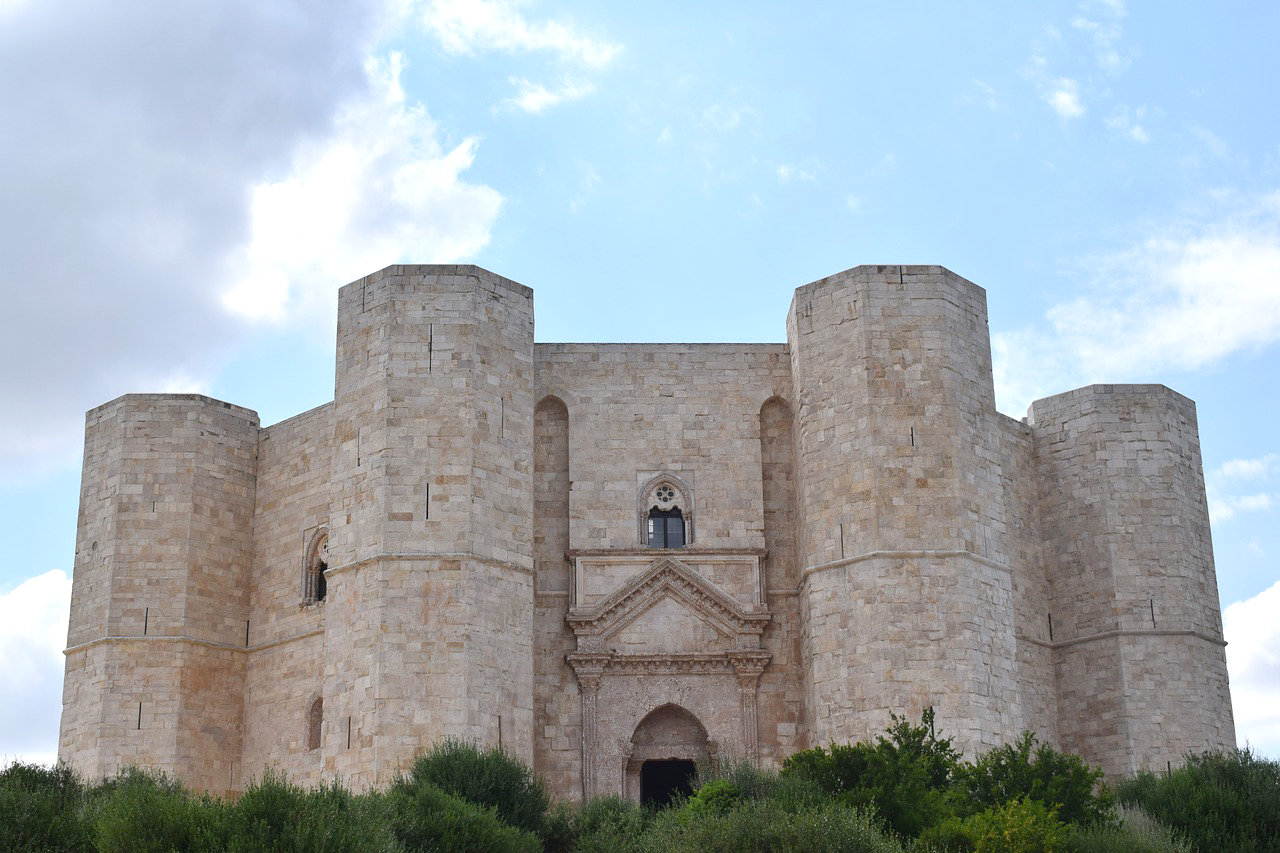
[0,2,393,483]
[1044,78,1086,118]
[422,0,620,67]
[1217,454,1280,481]
[568,163,601,215]
[1225,580,1280,757]
[845,195,863,212]
[225,52,501,324]
[993,191,1280,415]
[1208,454,1279,523]
[1105,105,1149,142]
[656,126,673,144]
[0,570,71,766]
[497,76,596,114]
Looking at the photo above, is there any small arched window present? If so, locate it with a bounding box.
[304,528,329,603]
[640,476,693,548]
[307,697,323,751]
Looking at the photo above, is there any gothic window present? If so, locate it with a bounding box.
[648,508,686,548]
[639,474,693,548]
[304,528,329,603]
[307,697,323,751]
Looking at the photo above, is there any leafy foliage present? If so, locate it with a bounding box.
[400,737,550,838]
[91,767,223,853]
[782,707,961,837]
[383,776,541,853]
[1116,748,1280,853]
[643,798,904,853]
[954,731,1113,826]
[0,761,93,853]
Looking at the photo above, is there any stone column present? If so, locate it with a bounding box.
[729,652,770,762]
[568,654,609,799]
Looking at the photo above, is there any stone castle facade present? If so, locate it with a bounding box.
[58,264,1236,799]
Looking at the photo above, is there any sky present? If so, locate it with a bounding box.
[1,0,1278,768]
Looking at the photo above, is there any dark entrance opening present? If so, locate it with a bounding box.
[640,759,696,808]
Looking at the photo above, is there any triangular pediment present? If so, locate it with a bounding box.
[567,556,769,642]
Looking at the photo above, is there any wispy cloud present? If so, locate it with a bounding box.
[776,163,817,184]
[993,191,1280,414]
[1105,105,1149,142]
[1071,0,1131,76]
[1208,453,1279,523]
[421,0,621,67]
[1225,579,1280,757]
[703,103,744,132]
[498,76,595,114]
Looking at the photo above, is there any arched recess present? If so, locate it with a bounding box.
[533,395,572,786]
[759,397,797,589]
[303,528,329,603]
[306,696,323,751]
[637,473,694,547]
[626,704,712,804]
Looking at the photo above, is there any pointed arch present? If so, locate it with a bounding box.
[303,527,329,603]
[306,695,323,751]
[637,472,694,547]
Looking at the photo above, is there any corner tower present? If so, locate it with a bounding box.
[323,265,536,787]
[1030,385,1235,776]
[58,395,259,794]
[789,265,1021,756]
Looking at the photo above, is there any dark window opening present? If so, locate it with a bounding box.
[314,560,327,602]
[307,697,323,751]
[640,759,696,808]
[647,507,686,548]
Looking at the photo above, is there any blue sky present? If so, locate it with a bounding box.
[2,0,1278,766]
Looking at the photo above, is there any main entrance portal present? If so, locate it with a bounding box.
[640,759,696,808]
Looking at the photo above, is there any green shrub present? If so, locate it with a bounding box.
[642,798,905,853]
[403,738,550,837]
[572,795,652,853]
[1068,805,1191,853]
[221,769,395,852]
[384,778,541,852]
[0,761,93,853]
[783,708,960,838]
[91,767,223,853]
[958,797,1070,853]
[1116,748,1280,853]
[682,778,742,818]
[955,731,1113,826]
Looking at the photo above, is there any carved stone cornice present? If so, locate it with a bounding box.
[567,556,770,644]
[565,650,772,678]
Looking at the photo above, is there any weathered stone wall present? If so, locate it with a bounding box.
[1030,384,1236,777]
[240,402,333,785]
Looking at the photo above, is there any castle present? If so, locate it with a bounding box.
[58,264,1236,800]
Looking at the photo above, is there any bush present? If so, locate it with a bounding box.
[1068,805,1191,853]
[220,769,395,852]
[1116,748,1280,853]
[0,761,93,852]
[955,731,1113,826]
[571,795,652,853]
[384,777,541,852]
[783,708,961,837]
[642,798,905,853]
[958,797,1070,853]
[91,767,223,853]
[402,738,550,837]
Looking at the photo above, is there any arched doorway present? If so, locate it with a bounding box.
[627,705,710,807]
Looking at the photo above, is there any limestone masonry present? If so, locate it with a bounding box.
[59,264,1236,799]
